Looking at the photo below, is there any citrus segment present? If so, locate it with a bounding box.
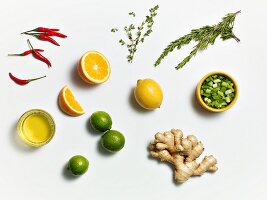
[58,86,84,116]
[78,51,110,84]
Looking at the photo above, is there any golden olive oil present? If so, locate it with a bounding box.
[17,109,55,147]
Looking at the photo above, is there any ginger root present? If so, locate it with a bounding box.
[149,129,218,183]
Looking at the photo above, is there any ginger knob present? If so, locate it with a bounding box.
[149,129,218,183]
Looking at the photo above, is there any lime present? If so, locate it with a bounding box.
[101,130,125,152]
[68,155,89,176]
[90,111,112,132]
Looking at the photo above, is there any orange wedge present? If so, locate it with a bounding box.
[58,86,84,116]
[77,51,111,84]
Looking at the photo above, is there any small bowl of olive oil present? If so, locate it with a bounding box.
[17,109,56,147]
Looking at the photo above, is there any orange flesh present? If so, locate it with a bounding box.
[65,88,83,112]
[83,53,109,81]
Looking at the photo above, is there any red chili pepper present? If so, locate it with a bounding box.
[36,27,60,32]
[22,27,60,34]
[37,34,60,46]
[25,33,60,46]
[27,39,52,67]
[9,72,46,85]
[43,31,67,38]
[8,49,44,56]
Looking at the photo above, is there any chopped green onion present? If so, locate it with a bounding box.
[218,91,224,96]
[200,74,236,109]
[225,89,232,95]
[214,79,221,83]
[221,87,227,93]
[213,83,218,88]
[221,82,229,87]
[208,81,213,87]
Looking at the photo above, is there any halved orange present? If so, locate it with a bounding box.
[58,86,84,116]
[77,51,111,84]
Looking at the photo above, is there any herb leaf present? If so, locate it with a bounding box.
[129,12,136,17]
[111,28,118,33]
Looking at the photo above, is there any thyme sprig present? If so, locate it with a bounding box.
[112,5,159,63]
[154,11,241,70]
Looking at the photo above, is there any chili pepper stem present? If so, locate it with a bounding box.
[21,30,33,34]
[21,29,40,34]
[8,54,22,56]
[27,39,35,51]
[22,32,38,35]
[29,75,46,82]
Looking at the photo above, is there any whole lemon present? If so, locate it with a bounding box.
[134,79,163,110]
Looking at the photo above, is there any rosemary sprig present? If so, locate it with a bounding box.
[154,11,241,70]
[112,5,159,63]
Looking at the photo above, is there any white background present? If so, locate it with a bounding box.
[0,0,266,199]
